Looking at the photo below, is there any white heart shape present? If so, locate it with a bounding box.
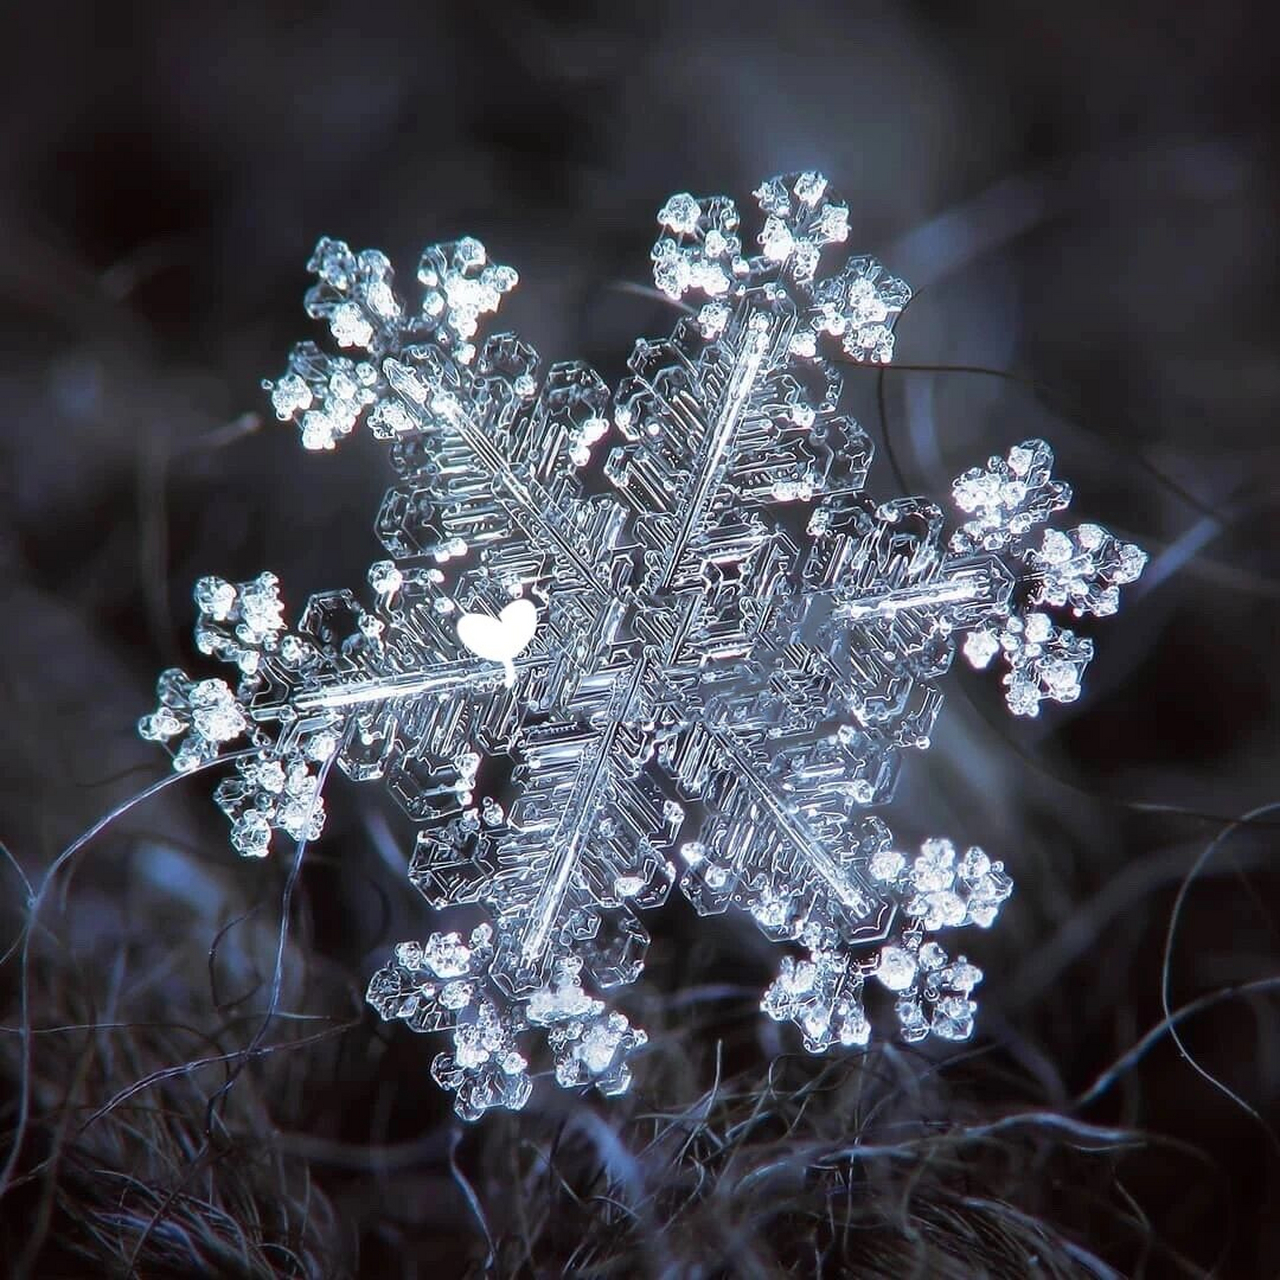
[456,599,538,674]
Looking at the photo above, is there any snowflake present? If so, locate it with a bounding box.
[139,173,1147,1119]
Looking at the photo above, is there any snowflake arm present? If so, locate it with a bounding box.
[762,839,1011,1050]
[367,928,649,1118]
[652,172,911,365]
[948,441,1148,717]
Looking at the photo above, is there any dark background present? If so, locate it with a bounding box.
[2,2,1279,1276]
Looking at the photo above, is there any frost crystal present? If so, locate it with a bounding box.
[139,174,1147,1118]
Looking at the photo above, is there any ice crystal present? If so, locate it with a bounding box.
[139,173,1147,1118]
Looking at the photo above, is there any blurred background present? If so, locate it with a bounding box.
[1,2,1278,1275]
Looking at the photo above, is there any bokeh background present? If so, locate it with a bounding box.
[2,2,1278,1275]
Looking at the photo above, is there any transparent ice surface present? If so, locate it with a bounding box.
[140,174,1146,1117]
